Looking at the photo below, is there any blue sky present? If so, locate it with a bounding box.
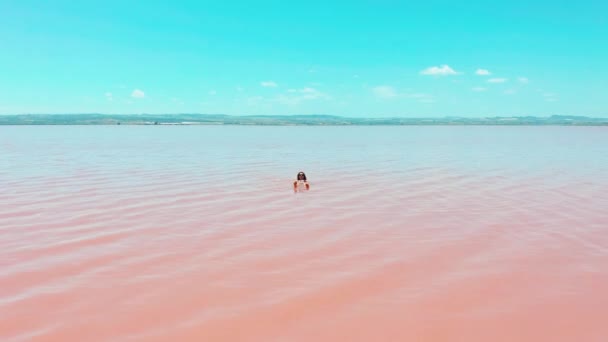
[1,0,607,117]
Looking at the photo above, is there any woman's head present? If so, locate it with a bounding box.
[297,171,307,181]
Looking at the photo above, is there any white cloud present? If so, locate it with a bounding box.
[260,81,278,87]
[372,85,398,99]
[105,92,112,97]
[487,78,507,83]
[472,87,487,92]
[373,87,433,102]
[420,65,461,76]
[504,89,516,95]
[131,89,145,98]
[236,86,244,92]
[285,87,329,102]
[543,92,555,97]
[475,69,491,76]
[518,77,529,84]
[208,90,217,95]
[300,87,326,99]
[287,89,297,93]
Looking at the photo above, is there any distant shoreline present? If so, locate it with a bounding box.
[1,114,607,126]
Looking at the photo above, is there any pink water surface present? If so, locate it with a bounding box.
[1,126,608,341]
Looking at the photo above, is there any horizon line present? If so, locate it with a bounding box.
[2,113,607,119]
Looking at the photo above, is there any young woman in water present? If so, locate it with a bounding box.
[293,171,310,193]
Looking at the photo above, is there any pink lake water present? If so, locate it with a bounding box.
[1,125,608,341]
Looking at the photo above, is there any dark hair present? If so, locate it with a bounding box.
[297,171,307,181]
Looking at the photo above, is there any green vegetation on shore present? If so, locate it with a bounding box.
[1,114,607,126]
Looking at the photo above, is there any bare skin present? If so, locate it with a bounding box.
[294,172,310,193]
[293,180,310,192]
